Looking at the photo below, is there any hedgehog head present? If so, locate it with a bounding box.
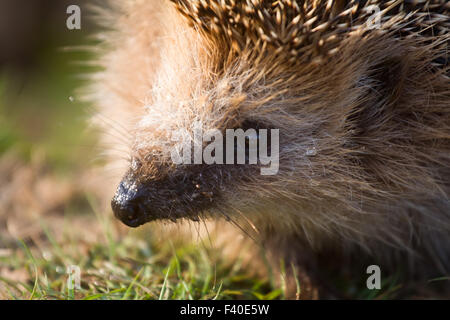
[103,0,449,239]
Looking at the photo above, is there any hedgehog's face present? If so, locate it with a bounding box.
[109,48,350,229]
[110,59,333,229]
[108,1,418,229]
[109,17,348,228]
[110,116,272,227]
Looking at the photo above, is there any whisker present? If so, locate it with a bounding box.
[228,204,260,237]
[91,128,132,147]
[216,207,257,243]
[86,105,133,138]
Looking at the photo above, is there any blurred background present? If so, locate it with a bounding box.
[0,0,99,245]
[0,0,93,166]
[0,0,110,298]
[0,0,103,232]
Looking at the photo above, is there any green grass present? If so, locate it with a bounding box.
[0,203,411,300]
[0,213,279,300]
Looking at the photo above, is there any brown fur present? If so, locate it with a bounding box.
[89,0,450,298]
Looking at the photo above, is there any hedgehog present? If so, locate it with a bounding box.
[89,0,450,298]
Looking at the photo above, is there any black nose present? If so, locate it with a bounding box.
[111,179,146,228]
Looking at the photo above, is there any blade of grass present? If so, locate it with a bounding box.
[159,264,172,300]
[18,240,39,300]
[122,267,143,300]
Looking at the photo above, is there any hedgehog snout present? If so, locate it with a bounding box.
[111,177,150,228]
